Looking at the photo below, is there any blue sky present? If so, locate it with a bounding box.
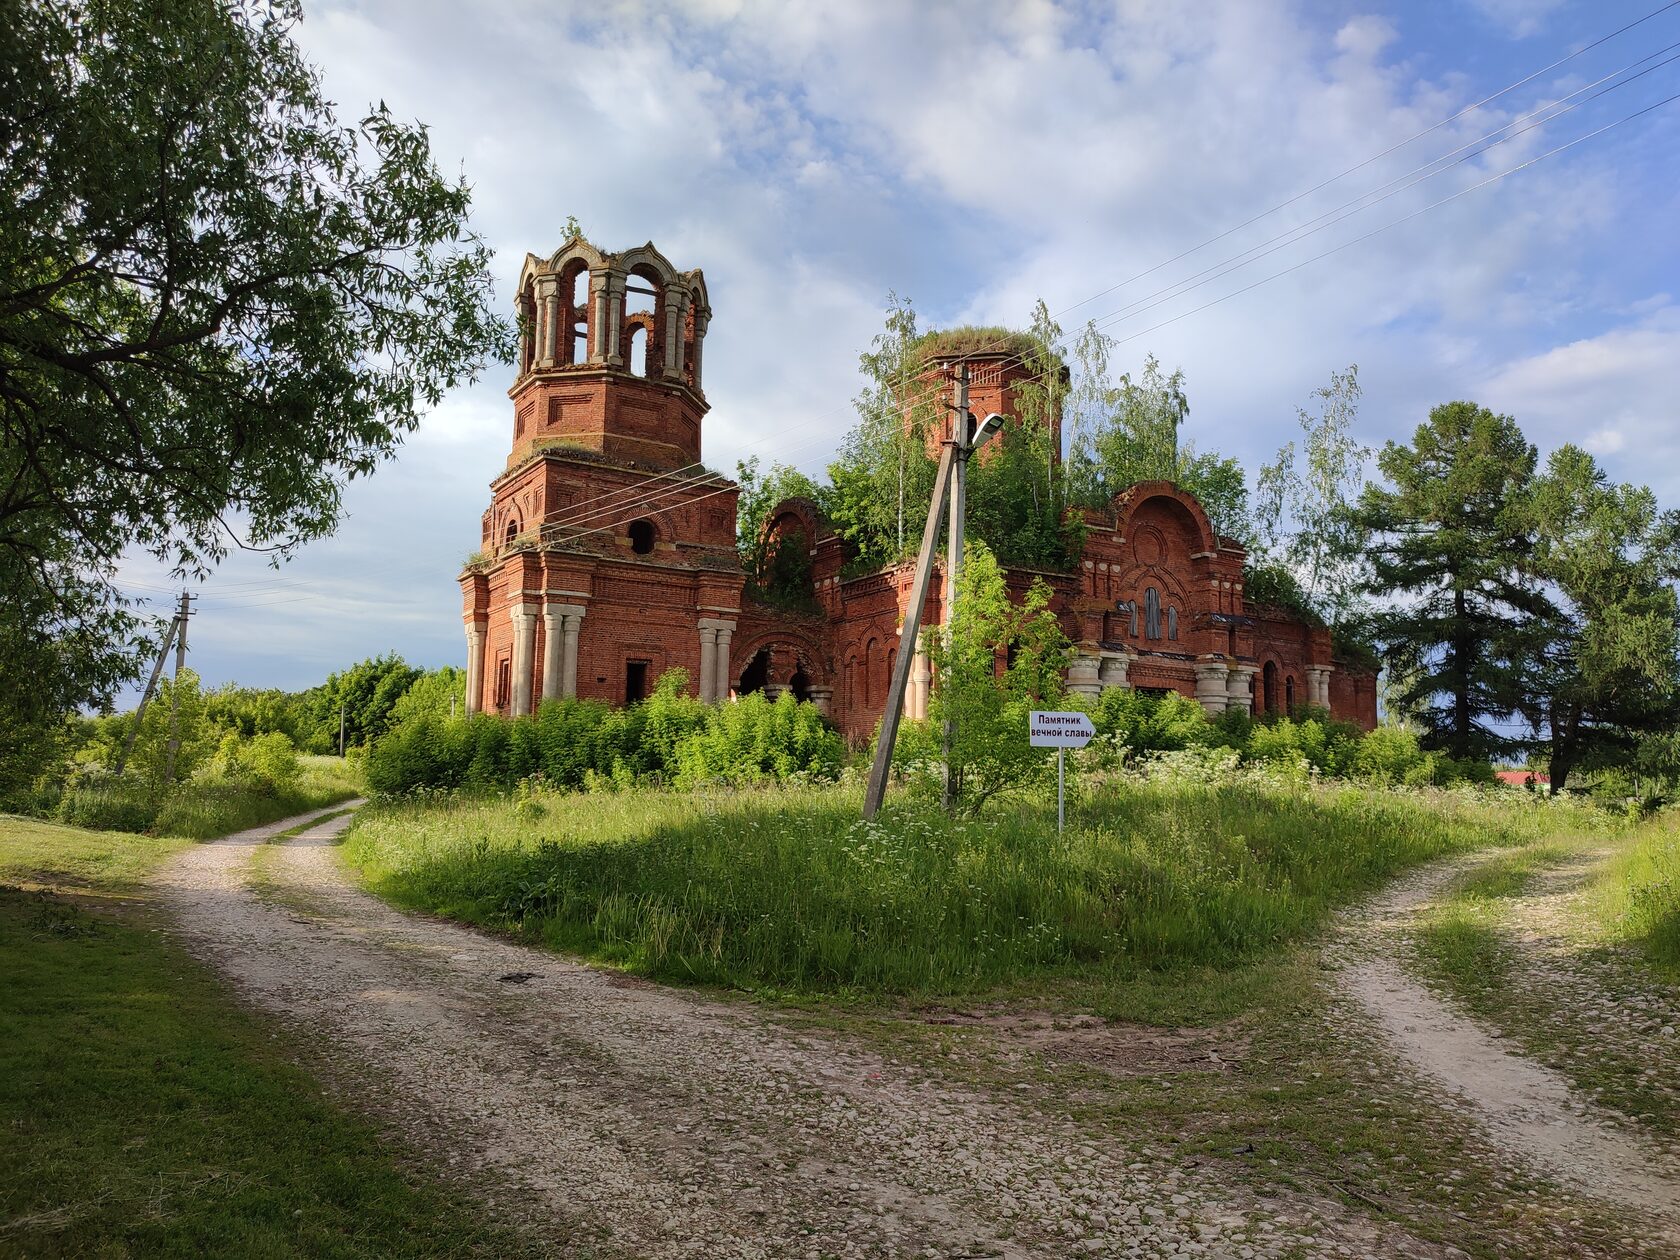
[115,0,1680,698]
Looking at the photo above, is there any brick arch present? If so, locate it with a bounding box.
[762,496,834,549]
[729,627,830,691]
[1111,481,1220,556]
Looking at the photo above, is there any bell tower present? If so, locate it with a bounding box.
[459,233,741,719]
[507,236,712,471]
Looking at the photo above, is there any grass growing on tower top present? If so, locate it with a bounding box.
[342,776,1600,997]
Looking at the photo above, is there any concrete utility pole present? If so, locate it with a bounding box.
[162,591,194,784]
[864,363,1004,820]
[943,364,970,813]
[114,612,181,776]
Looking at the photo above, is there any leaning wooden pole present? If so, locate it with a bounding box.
[862,439,958,820]
[113,614,180,776]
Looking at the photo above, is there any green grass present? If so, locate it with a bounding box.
[0,815,548,1257]
[343,778,1599,997]
[52,754,361,840]
[1595,809,1680,972]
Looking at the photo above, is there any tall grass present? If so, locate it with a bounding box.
[1595,810,1680,972]
[52,755,360,840]
[343,776,1600,995]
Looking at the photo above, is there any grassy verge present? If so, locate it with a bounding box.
[1410,828,1680,1139]
[343,776,1601,998]
[1594,810,1680,973]
[0,816,546,1257]
[53,754,361,840]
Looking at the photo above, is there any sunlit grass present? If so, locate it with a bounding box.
[344,777,1599,996]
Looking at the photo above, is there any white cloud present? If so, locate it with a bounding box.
[114,0,1680,697]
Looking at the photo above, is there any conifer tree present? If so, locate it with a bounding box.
[1353,402,1552,761]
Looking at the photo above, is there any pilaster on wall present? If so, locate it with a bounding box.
[463,619,487,716]
[509,602,540,717]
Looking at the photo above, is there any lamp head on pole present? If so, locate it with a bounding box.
[967,411,1005,450]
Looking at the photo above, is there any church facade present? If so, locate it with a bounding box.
[459,234,1378,736]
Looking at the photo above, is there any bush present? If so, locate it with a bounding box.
[364,669,840,798]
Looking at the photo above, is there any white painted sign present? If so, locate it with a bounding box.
[1028,710,1095,748]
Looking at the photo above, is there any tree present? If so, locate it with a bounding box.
[1353,402,1552,762]
[1528,445,1680,794]
[735,456,822,605]
[305,655,422,752]
[0,1,509,750]
[389,666,469,726]
[1256,365,1370,627]
[1063,346,1252,543]
[927,540,1071,814]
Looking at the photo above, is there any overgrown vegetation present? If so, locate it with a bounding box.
[1596,809,1680,970]
[343,770,1591,997]
[365,669,842,796]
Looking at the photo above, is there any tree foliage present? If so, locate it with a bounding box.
[1354,402,1554,762]
[1256,365,1369,627]
[926,540,1071,814]
[1529,445,1680,793]
[0,0,509,764]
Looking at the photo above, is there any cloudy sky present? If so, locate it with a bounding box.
[116,0,1680,697]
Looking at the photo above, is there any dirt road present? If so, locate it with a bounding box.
[157,807,1446,1259]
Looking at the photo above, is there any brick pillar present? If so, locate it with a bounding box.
[464,620,486,716]
[601,272,624,366]
[1194,657,1231,715]
[510,603,539,717]
[697,624,719,702]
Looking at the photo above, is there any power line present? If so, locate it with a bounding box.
[530,86,1680,552]
[528,15,1680,546]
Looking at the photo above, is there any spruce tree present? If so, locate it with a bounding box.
[1353,402,1552,762]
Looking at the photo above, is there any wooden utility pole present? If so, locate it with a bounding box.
[162,591,193,784]
[338,701,347,757]
[114,612,180,775]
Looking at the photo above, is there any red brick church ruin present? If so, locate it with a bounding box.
[459,234,1378,735]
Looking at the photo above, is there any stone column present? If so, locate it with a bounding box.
[545,603,585,700]
[536,276,560,368]
[692,308,709,389]
[510,603,539,717]
[663,289,686,378]
[540,606,562,703]
[713,622,735,701]
[1306,664,1333,709]
[808,685,833,718]
[601,272,625,366]
[464,620,486,716]
[1067,652,1102,699]
[908,644,931,720]
[1097,650,1132,692]
[697,625,719,702]
[1228,663,1258,714]
[1194,657,1231,716]
[589,269,611,364]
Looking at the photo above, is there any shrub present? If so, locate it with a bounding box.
[674,691,844,787]
[1350,725,1425,782]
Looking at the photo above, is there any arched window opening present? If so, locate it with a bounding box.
[1167,607,1179,641]
[1262,661,1279,715]
[519,286,536,373]
[1144,587,1162,640]
[738,649,769,696]
[555,262,591,366]
[628,518,655,555]
[790,669,811,704]
[1286,676,1296,713]
[628,324,648,377]
[864,638,878,707]
[504,518,521,547]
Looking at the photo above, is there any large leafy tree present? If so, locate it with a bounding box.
[1528,445,1680,794]
[1255,365,1370,628]
[1353,402,1552,762]
[0,0,510,771]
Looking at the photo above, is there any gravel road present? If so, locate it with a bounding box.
[1327,850,1680,1235]
[156,806,1450,1260]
